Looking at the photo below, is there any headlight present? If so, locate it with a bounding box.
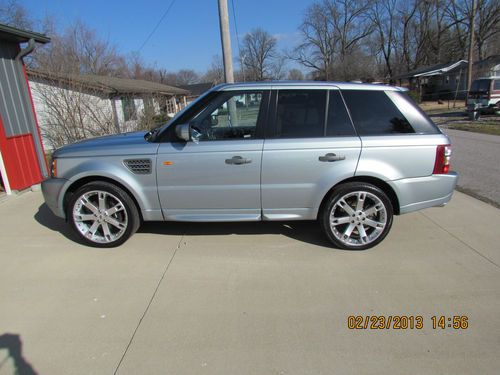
[50,158,57,178]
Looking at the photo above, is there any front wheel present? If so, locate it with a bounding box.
[68,181,140,247]
[321,183,393,250]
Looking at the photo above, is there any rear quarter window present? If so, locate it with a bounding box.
[341,90,414,135]
[341,90,439,135]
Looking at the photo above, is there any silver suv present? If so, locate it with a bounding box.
[42,82,458,249]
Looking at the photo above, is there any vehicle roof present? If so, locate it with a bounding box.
[213,81,406,92]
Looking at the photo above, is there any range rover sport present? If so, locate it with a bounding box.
[42,82,458,249]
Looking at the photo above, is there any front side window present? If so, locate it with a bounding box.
[275,90,326,138]
[494,80,500,90]
[191,92,263,141]
[341,90,414,135]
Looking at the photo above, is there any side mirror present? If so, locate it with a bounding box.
[175,123,191,142]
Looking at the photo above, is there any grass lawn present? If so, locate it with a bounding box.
[446,122,500,136]
[420,101,500,136]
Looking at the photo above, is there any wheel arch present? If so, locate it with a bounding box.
[63,176,143,221]
[318,176,400,219]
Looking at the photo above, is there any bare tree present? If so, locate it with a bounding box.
[292,0,374,80]
[287,68,305,80]
[33,21,127,76]
[174,69,200,85]
[240,28,279,81]
[0,0,33,29]
[202,55,225,84]
[289,2,338,80]
[371,0,397,77]
[30,77,116,149]
[475,0,500,59]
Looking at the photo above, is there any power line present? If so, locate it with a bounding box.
[138,0,177,52]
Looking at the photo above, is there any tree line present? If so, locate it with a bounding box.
[1,0,499,84]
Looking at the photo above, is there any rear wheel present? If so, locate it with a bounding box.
[68,181,140,247]
[321,182,393,250]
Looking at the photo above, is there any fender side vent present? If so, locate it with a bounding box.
[124,159,152,174]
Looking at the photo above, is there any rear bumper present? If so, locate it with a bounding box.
[389,172,458,214]
[41,178,69,219]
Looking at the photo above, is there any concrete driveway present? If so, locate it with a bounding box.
[0,191,499,374]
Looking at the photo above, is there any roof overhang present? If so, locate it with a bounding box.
[0,23,50,44]
[413,60,468,77]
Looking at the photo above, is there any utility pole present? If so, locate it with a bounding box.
[217,0,234,83]
[466,0,477,96]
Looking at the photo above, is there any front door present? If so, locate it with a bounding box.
[157,90,269,221]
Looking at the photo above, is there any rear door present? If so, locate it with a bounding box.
[156,90,269,221]
[261,88,361,220]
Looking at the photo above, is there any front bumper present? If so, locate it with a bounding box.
[389,172,459,214]
[41,177,69,219]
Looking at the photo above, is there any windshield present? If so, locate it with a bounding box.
[470,79,491,92]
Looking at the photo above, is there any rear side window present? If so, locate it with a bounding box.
[494,80,500,90]
[326,91,355,136]
[275,90,326,138]
[341,90,414,135]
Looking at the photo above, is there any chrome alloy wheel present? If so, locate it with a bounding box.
[329,191,387,247]
[72,190,128,244]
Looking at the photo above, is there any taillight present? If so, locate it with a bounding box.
[433,145,451,174]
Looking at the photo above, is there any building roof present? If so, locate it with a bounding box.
[0,23,50,44]
[179,82,215,96]
[393,60,468,79]
[28,69,189,97]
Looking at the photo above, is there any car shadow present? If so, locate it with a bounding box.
[34,203,81,244]
[34,203,335,248]
[138,220,333,247]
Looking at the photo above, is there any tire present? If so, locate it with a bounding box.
[320,182,393,250]
[67,181,140,248]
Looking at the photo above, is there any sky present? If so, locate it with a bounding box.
[20,0,308,73]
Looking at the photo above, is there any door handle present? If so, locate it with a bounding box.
[225,156,252,165]
[319,153,346,162]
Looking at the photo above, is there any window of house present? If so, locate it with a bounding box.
[122,97,137,121]
[275,90,326,138]
[341,90,414,135]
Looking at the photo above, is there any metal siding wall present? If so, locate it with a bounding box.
[0,40,48,179]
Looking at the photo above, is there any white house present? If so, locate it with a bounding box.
[28,69,189,149]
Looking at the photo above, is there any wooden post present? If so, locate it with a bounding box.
[217,0,234,83]
[466,0,477,105]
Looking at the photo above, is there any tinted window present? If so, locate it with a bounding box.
[275,90,326,138]
[470,79,491,92]
[494,80,500,90]
[341,90,414,135]
[326,91,355,136]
